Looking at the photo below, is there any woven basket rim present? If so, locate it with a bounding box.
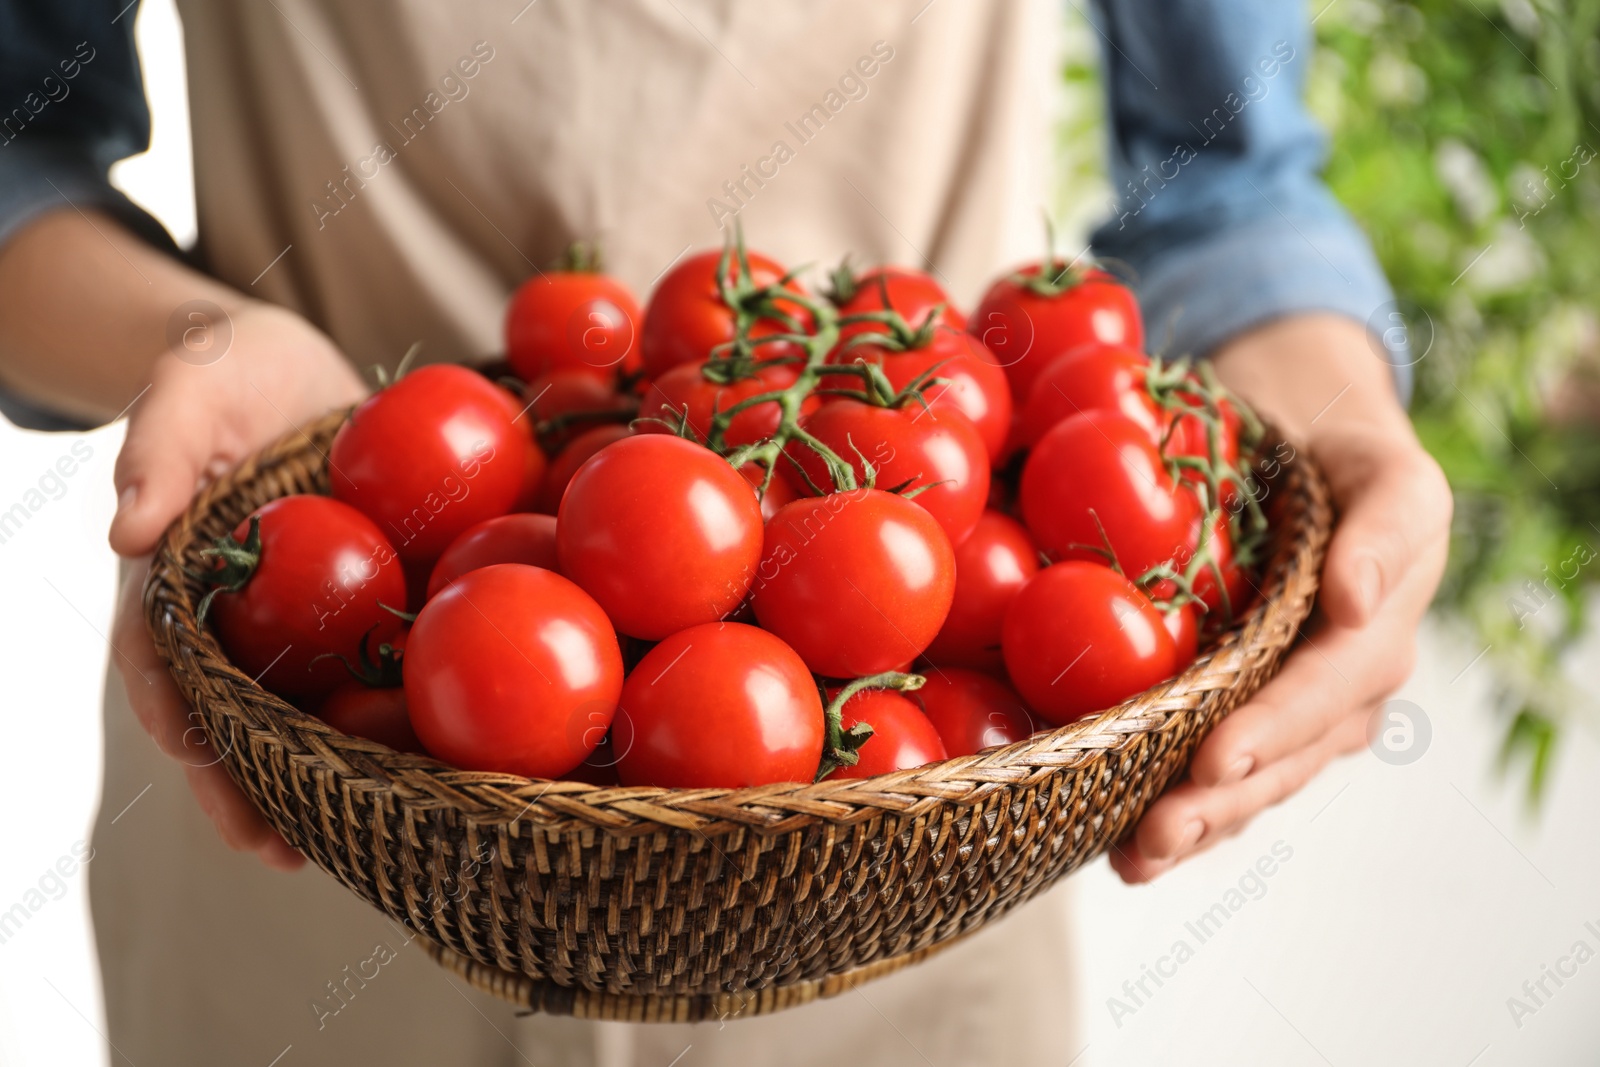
[146,408,1326,831]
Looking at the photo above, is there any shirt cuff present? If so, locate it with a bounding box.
[1126,213,1413,406]
[0,137,174,255]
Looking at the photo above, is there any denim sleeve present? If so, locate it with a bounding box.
[1088,0,1410,403]
[0,0,172,253]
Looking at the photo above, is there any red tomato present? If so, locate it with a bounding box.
[1166,388,1244,506]
[1189,512,1252,622]
[923,511,1041,671]
[913,670,1036,756]
[751,489,955,678]
[557,435,763,639]
[563,735,621,785]
[1003,562,1180,725]
[534,423,632,515]
[830,327,1013,464]
[782,398,990,545]
[829,688,947,779]
[636,360,809,448]
[318,684,425,754]
[834,265,966,347]
[202,495,406,701]
[971,265,1143,406]
[1160,602,1201,667]
[639,249,812,378]
[404,564,623,778]
[521,370,634,453]
[505,270,642,383]
[330,364,535,564]
[740,462,798,522]
[1019,409,1203,583]
[614,623,824,788]
[1019,344,1160,448]
[426,513,558,599]
[488,382,550,514]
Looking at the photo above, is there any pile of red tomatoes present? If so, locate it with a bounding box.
[197,236,1268,789]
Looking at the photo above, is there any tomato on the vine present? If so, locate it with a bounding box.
[613,622,824,788]
[923,510,1040,671]
[426,513,558,599]
[521,369,634,453]
[318,684,424,754]
[829,688,946,779]
[505,270,642,383]
[751,489,955,678]
[781,398,990,545]
[534,423,631,515]
[1018,343,1159,448]
[639,249,812,378]
[1019,409,1202,583]
[404,564,623,778]
[833,265,965,347]
[200,495,407,702]
[971,265,1143,405]
[1160,602,1202,667]
[740,462,797,522]
[1002,561,1180,725]
[557,434,763,639]
[913,670,1036,756]
[637,360,812,448]
[330,364,536,563]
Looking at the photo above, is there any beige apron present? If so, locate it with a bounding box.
[92,2,1081,1062]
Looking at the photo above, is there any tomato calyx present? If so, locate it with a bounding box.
[193,514,263,624]
[825,255,862,305]
[816,671,926,781]
[368,340,424,391]
[309,626,404,688]
[713,224,810,362]
[558,239,604,273]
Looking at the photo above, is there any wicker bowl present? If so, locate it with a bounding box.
[144,409,1330,1022]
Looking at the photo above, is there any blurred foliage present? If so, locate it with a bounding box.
[1312,0,1600,801]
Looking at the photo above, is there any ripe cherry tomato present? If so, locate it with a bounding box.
[614,622,824,788]
[971,265,1143,405]
[534,423,632,515]
[636,360,811,448]
[1160,602,1201,667]
[557,435,763,639]
[639,249,812,378]
[913,669,1036,756]
[1018,344,1160,448]
[740,462,797,522]
[488,382,550,514]
[202,495,406,701]
[521,370,634,453]
[330,364,535,564]
[426,513,558,599]
[318,684,424,754]
[1166,386,1244,506]
[782,398,990,546]
[830,688,947,779]
[830,327,1013,464]
[752,489,955,678]
[505,270,642,383]
[833,265,966,348]
[1002,561,1180,725]
[404,564,623,778]
[923,511,1040,671]
[1020,409,1202,583]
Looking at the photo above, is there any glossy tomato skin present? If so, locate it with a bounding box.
[740,462,798,522]
[913,669,1036,756]
[330,364,535,564]
[1002,562,1180,725]
[834,266,965,350]
[426,513,558,599]
[923,511,1041,671]
[404,564,623,778]
[614,623,824,788]
[207,495,406,701]
[489,382,550,513]
[639,249,811,378]
[970,266,1144,406]
[1161,602,1202,667]
[505,271,642,383]
[1020,409,1203,582]
[557,435,763,639]
[782,398,990,545]
[637,361,810,448]
[1019,344,1159,448]
[751,489,955,678]
[521,370,634,453]
[318,684,424,754]
[830,689,947,779]
[534,423,632,515]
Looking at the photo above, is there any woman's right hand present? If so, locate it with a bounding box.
[107,299,367,870]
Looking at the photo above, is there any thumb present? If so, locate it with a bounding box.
[1312,429,1452,629]
[109,375,219,558]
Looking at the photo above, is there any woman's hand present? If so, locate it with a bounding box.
[1110,313,1452,883]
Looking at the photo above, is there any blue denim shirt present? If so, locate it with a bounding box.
[0,0,1407,414]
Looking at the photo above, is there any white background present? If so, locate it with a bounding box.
[2,3,1599,1065]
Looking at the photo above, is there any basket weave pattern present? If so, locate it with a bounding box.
[145,410,1330,1021]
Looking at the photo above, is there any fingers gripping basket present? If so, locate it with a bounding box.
[145,409,1330,1023]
